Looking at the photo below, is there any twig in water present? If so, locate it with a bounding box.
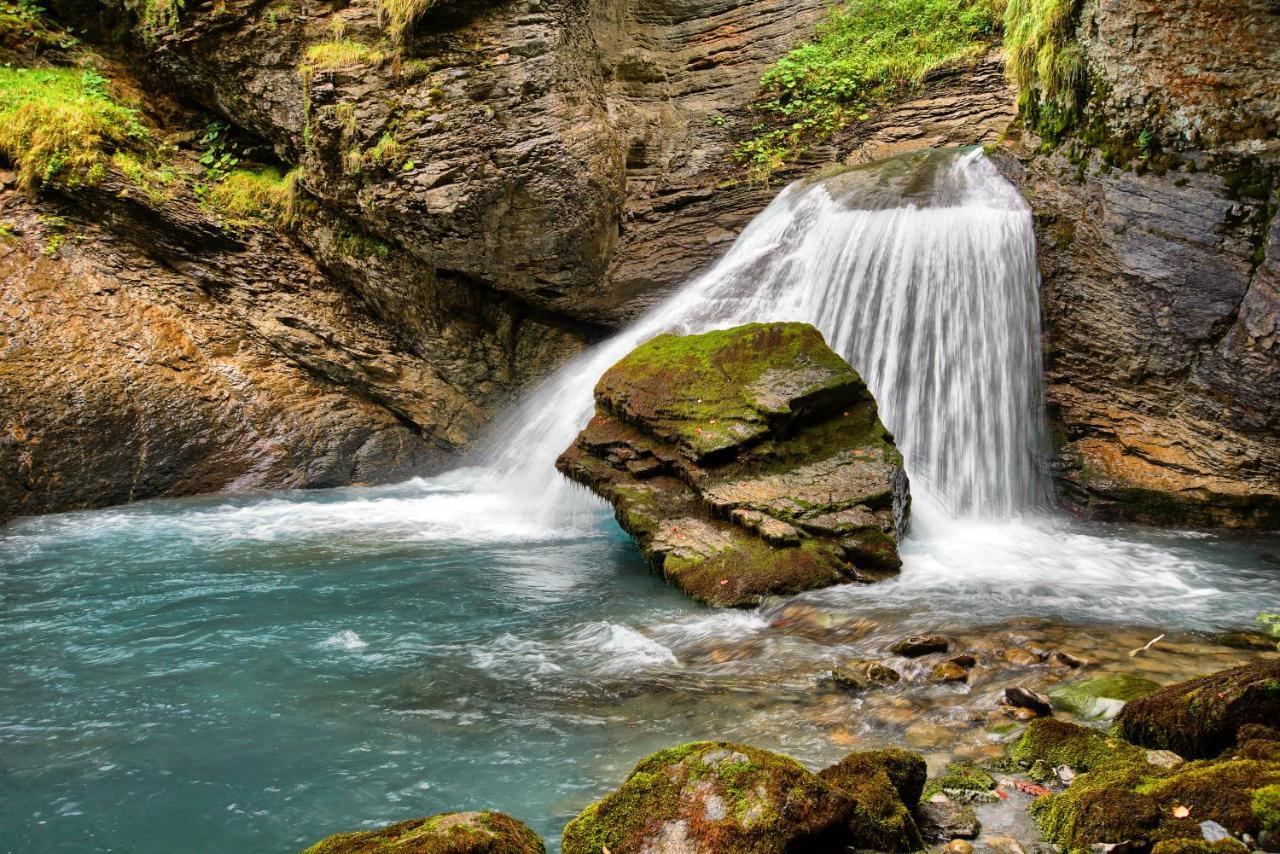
[1129,634,1165,657]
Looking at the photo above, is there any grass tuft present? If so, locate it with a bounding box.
[379,0,433,43]
[203,166,298,227]
[0,65,147,189]
[1002,0,1085,137]
[301,39,387,74]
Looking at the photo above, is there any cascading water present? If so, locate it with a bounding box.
[480,147,1047,521]
[4,146,1275,854]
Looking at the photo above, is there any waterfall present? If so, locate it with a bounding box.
[477,147,1048,522]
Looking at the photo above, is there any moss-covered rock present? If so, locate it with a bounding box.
[301,811,545,854]
[1015,719,1280,853]
[1117,662,1280,759]
[1048,673,1161,720]
[818,749,927,852]
[560,741,853,854]
[556,323,910,607]
[1150,839,1249,854]
[921,761,999,803]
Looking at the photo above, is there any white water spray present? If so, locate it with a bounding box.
[478,147,1048,522]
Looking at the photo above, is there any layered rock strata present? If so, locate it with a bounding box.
[556,322,909,607]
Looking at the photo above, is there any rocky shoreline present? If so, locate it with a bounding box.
[301,659,1280,853]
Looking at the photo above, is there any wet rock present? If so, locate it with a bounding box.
[833,659,901,692]
[987,835,1028,854]
[1003,686,1053,717]
[560,741,854,854]
[948,654,979,668]
[1049,673,1161,721]
[923,762,999,804]
[918,795,981,842]
[1029,759,1058,786]
[945,839,975,854]
[1016,718,1280,854]
[818,748,927,851]
[1117,662,1280,759]
[1004,648,1044,667]
[1051,651,1091,668]
[556,323,910,607]
[1210,632,1278,652]
[1150,840,1250,854]
[932,661,970,683]
[1146,751,1185,771]
[301,811,545,853]
[890,635,950,657]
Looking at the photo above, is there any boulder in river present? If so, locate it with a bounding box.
[556,322,909,607]
[1117,661,1280,759]
[300,811,545,853]
[561,741,928,854]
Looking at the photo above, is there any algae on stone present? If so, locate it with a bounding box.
[301,810,545,854]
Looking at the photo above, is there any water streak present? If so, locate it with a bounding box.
[479,147,1047,520]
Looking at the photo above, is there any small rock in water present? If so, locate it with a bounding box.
[945,839,975,854]
[1051,650,1091,668]
[987,835,1028,854]
[932,661,970,683]
[1003,648,1043,667]
[918,797,980,842]
[891,635,950,657]
[1003,686,1053,717]
[948,653,978,668]
[832,659,900,691]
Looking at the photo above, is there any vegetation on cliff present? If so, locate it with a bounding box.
[735,0,1002,179]
[0,65,147,189]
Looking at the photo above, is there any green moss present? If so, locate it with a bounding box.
[0,66,148,189]
[301,39,387,74]
[113,150,175,201]
[332,225,391,260]
[734,0,1000,180]
[1049,673,1161,720]
[301,810,545,853]
[562,741,850,854]
[663,535,846,608]
[0,0,66,57]
[1151,841,1249,854]
[818,750,924,852]
[1253,784,1280,835]
[202,166,297,227]
[1013,718,1148,772]
[921,761,998,802]
[1002,0,1086,139]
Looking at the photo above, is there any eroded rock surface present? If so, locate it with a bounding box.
[556,322,909,607]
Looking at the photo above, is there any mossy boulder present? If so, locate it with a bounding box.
[817,749,927,852]
[1015,718,1280,853]
[921,761,999,803]
[1049,673,1161,720]
[560,741,854,854]
[301,811,544,854]
[556,323,910,607]
[1117,662,1280,759]
[1150,840,1249,854]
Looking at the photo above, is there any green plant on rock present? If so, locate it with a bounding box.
[733,0,1000,181]
[1259,613,1280,650]
[300,39,387,76]
[202,166,298,228]
[379,0,434,43]
[1002,0,1086,139]
[137,0,183,39]
[0,65,148,189]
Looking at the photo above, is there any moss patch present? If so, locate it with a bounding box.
[202,166,297,227]
[301,810,545,853]
[921,761,998,802]
[818,749,926,851]
[0,65,147,189]
[1048,673,1161,720]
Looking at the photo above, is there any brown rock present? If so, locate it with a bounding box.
[932,662,970,683]
[891,635,951,657]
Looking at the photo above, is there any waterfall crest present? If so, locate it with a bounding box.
[478,147,1048,522]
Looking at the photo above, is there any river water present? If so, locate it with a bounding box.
[2,149,1277,853]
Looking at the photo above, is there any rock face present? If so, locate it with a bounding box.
[1014,0,1280,527]
[301,811,545,853]
[1116,662,1280,760]
[556,322,909,607]
[560,741,926,854]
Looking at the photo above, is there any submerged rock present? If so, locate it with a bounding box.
[301,811,545,853]
[890,635,950,657]
[918,796,982,842]
[1049,673,1161,721]
[556,323,909,607]
[832,659,901,691]
[1117,662,1280,759]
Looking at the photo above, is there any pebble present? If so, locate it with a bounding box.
[1003,686,1053,716]
[905,721,956,748]
[948,654,978,668]
[1004,648,1043,667]
[987,835,1028,854]
[1051,650,1090,668]
[944,840,975,854]
[1145,749,1184,770]
[932,661,970,683]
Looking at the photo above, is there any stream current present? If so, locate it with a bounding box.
[2,149,1278,853]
